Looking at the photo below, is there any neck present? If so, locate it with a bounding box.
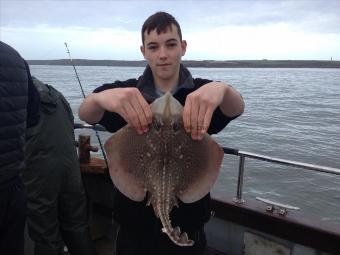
[154,73,179,93]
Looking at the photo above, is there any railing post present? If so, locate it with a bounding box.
[233,155,245,204]
[78,134,98,164]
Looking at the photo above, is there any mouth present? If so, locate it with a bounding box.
[157,63,171,67]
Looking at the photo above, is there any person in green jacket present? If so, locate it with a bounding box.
[23,77,96,255]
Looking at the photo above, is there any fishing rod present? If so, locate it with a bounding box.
[64,42,109,170]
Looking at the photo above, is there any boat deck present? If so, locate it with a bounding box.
[24,234,226,255]
[93,237,226,255]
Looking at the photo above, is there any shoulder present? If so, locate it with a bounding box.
[93,78,138,93]
[0,41,21,57]
[0,41,26,71]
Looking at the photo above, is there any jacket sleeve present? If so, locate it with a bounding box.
[93,79,138,133]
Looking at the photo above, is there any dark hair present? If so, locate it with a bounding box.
[141,12,182,44]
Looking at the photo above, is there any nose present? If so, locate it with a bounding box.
[159,46,167,60]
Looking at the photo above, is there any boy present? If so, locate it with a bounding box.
[79,11,244,255]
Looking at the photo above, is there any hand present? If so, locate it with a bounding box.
[183,83,226,140]
[95,87,153,134]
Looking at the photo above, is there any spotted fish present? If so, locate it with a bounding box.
[104,92,224,246]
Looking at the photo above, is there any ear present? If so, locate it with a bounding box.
[140,45,146,58]
[181,40,187,56]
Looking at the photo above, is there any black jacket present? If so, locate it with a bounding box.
[0,41,39,185]
[93,65,235,232]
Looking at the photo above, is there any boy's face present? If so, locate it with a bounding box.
[141,24,187,86]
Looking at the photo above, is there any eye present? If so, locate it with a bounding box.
[167,43,177,48]
[153,121,162,131]
[172,122,180,132]
[147,44,158,50]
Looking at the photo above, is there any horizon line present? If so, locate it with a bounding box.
[27,59,339,62]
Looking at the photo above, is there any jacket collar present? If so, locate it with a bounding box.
[136,64,194,102]
[32,76,59,114]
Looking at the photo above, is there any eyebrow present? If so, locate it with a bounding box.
[146,38,179,47]
[166,39,179,44]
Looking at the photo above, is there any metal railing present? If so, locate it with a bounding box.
[74,123,340,205]
[222,147,340,204]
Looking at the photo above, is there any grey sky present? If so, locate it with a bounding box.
[1,0,339,60]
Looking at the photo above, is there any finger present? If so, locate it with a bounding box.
[136,93,153,126]
[183,98,191,133]
[196,104,207,140]
[130,94,150,132]
[201,107,214,136]
[190,99,199,140]
[123,102,143,134]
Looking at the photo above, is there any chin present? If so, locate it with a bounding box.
[159,74,175,81]
[156,70,174,79]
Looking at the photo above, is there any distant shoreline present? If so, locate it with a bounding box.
[27,59,340,68]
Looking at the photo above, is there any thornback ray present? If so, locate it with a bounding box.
[104,92,224,246]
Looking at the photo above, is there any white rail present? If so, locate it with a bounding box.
[222,147,340,203]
